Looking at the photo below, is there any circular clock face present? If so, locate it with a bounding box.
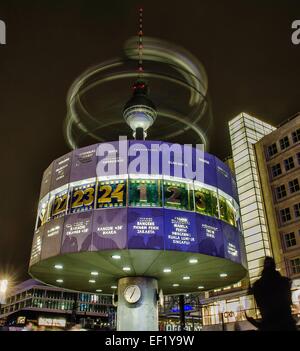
[124,285,141,304]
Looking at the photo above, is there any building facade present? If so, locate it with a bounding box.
[228,112,276,282]
[0,279,116,330]
[254,112,300,280]
[200,112,300,330]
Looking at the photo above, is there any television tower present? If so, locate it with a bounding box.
[123,8,157,140]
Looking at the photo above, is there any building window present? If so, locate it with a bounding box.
[267,143,277,157]
[292,129,300,143]
[275,184,286,200]
[280,207,291,223]
[284,157,294,171]
[284,232,296,248]
[290,258,300,274]
[289,179,300,194]
[294,203,300,218]
[297,152,300,165]
[279,136,290,150]
[271,163,282,177]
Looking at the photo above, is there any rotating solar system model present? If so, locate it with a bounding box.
[29,9,247,331]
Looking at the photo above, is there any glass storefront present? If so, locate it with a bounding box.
[202,295,260,326]
[1,287,113,316]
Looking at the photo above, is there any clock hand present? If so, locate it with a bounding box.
[130,288,136,299]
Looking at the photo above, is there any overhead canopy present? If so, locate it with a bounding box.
[29,249,247,295]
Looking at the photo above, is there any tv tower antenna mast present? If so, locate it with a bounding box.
[138,7,144,78]
[123,7,157,140]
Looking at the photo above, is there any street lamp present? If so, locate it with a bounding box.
[0,279,8,304]
[0,279,8,322]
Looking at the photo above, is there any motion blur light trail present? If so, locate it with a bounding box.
[124,37,208,107]
[65,37,213,150]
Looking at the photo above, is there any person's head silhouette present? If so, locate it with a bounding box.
[263,256,276,271]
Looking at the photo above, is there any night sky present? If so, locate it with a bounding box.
[0,0,300,283]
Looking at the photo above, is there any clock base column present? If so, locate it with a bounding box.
[117,276,158,331]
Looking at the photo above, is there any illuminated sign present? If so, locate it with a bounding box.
[165,211,197,252]
[38,317,66,328]
[37,178,239,230]
[31,141,246,267]
[51,153,72,190]
[70,145,97,182]
[128,208,164,250]
[39,163,53,199]
[17,317,26,325]
[30,228,43,265]
[62,211,93,253]
[163,180,193,211]
[92,208,127,250]
[40,217,64,260]
[194,185,218,217]
[36,196,50,228]
[35,141,240,229]
[70,182,96,213]
[197,216,223,257]
[129,179,161,207]
[96,179,126,208]
[44,141,238,198]
[171,305,193,312]
[50,188,68,218]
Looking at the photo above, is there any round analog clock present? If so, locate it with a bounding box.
[124,285,141,304]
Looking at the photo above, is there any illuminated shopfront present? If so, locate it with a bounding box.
[201,281,300,328]
[201,294,260,326]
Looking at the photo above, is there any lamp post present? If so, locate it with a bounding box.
[218,302,226,331]
[179,295,186,331]
[70,293,78,325]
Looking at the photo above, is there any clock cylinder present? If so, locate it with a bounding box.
[117,276,158,331]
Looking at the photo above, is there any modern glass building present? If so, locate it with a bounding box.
[228,112,276,282]
[0,279,115,330]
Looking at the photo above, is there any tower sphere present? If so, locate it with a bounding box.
[123,79,157,139]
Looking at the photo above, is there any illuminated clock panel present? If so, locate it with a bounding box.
[163,180,193,211]
[69,180,96,214]
[129,179,162,207]
[96,179,127,209]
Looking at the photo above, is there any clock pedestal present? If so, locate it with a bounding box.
[117,276,158,331]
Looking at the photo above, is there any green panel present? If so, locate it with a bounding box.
[194,186,218,217]
[163,181,193,211]
[219,195,236,227]
[128,179,162,207]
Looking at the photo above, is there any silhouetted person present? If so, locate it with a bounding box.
[247,256,297,331]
